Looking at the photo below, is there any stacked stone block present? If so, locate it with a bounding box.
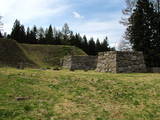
[96,51,146,73]
[62,56,98,70]
[96,52,117,73]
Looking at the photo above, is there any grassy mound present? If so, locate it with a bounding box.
[21,44,86,67]
[0,68,160,120]
[0,39,36,68]
[0,39,86,68]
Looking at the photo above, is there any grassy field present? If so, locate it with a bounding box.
[0,68,160,120]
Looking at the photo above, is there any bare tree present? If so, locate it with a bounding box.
[154,0,160,12]
[120,0,137,26]
[0,16,4,32]
[117,39,132,51]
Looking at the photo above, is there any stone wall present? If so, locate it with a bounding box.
[62,56,98,70]
[96,51,146,73]
[147,67,160,73]
[96,52,117,73]
[62,56,72,69]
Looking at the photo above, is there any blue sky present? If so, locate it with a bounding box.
[0,0,126,47]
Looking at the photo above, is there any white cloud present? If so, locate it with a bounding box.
[69,10,126,48]
[72,11,84,19]
[0,0,70,33]
[0,0,126,49]
[70,19,125,47]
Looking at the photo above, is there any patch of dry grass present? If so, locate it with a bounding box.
[0,68,160,120]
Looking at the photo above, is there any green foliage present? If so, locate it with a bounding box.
[125,0,160,67]
[9,21,112,55]
[88,38,96,55]
[45,25,54,44]
[10,20,26,43]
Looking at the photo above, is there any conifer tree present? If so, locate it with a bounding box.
[37,27,45,44]
[101,36,110,52]
[75,33,83,48]
[69,31,76,45]
[20,25,26,43]
[0,31,3,38]
[96,38,101,53]
[56,31,63,45]
[62,23,71,45]
[88,38,96,55]
[11,20,26,43]
[45,25,54,44]
[126,0,155,66]
[82,35,89,54]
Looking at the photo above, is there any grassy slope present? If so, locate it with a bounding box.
[21,44,86,67]
[0,39,86,68]
[0,68,160,120]
[0,39,37,68]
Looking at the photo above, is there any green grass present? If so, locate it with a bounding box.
[0,68,160,120]
[0,39,37,68]
[0,39,86,68]
[21,44,86,67]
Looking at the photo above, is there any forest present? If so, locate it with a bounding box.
[0,20,113,56]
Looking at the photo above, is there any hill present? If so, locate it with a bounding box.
[21,44,86,67]
[0,39,86,68]
[0,39,37,68]
[0,68,160,120]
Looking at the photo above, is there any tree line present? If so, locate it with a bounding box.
[0,20,114,55]
[122,0,160,67]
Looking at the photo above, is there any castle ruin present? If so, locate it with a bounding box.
[62,56,98,70]
[62,51,147,73]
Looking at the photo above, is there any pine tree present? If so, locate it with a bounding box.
[88,38,96,55]
[52,27,58,44]
[75,33,83,48]
[82,35,89,54]
[26,26,37,44]
[11,20,26,43]
[11,20,21,42]
[96,39,101,53]
[61,23,71,45]
[153,0,160,50]
[151,0,160,66]
[126,0,155,66]
[45,25,54,44]
[53,27,57,38]
[26,27,32,44]
[69,31,76,45]
[0,31,3,38]
[101,37,110,52]
[32,26,38,44]
[55,31,63,45]
[20,25,26,43]
[37,27,45,44]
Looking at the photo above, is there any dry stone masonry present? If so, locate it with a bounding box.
[62,51,147,73]
[96,52,117,73]
[62,56,98,70]
[96,51,146,73]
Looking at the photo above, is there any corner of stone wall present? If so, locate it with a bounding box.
[116,51,147,73]
[62,56,72,69]
[96,51,117,73]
